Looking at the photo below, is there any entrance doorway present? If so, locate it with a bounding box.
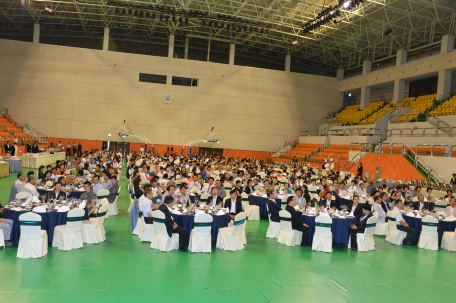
[102,141,131,157]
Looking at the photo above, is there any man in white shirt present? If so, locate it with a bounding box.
[189,178,201,191]
[446,197,456,217]
[348,181,359,194]
[372,195,386,223]
[201,177,215,194]
[24,176,40,198]
[294,188,306,207]
[9,172,26,202]
[101,173,112,190]
[393,200,415,245]
[140,189,159,224]
[338,182,348,197]
[176,185,190,206]
[92,175,103,194]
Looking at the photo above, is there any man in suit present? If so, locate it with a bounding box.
[224,190,243,220]
[379,192,390,218]
[285,196,310,247]
[266,190,281,222]
[26,142,32,153]
[107,176,119,204]
[412,194,429,212]
[332,189,343,210]
[357,162,363,177]
[49,182,66,200]
[208,187,223,207]
[32,141,39,153]
[159,195,188,252]
[347,196,364,220]
[319,191,336,209]
[4,141,12,155]
[348,203,374,250]
[451,173,456,186]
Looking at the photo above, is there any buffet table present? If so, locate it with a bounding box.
[4,157,21,172]
[0,161,9,177]
[22,152,66,168]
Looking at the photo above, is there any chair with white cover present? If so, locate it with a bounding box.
[254,185,263,191]
[139,204,154,242]
[82,203,108,244]
[189,213,213,253]
[127,183,135,212]
[52,208,85,251]
[107,186,121,216]
[216,212,246,251]
[277,210,302,246]
[418,215,439,250]
[265,204,281,239]
[280,197,288,210]
[150,210,179,252]
[97,189,110,219]
[16,191,32,200]
[17,213,48,259]
[435,201,447,213]
[373,212,389,236]
[312,216,333,253]
[200,193,211,205]
[133,203,145,236]
[0,229,4,248]
[21,187,33,195]
[441,226,456,251]
[242,192,259,220]
[355,216,377,252]
[224,182,232,193]
[385,211,406,245]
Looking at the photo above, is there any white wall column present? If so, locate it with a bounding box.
[184,37,189,59]
[362,60,372,75]
[437,70,452,100]
[360,86,371,109]
[393,79,406,104]
[441,35,454,54]
[336,69,344,81]
[33,23,40,43]
[285,55,291,72]
[103,27,109,51]
[396,49,407,66]
[168,34,175,58]
[229,44,235,65]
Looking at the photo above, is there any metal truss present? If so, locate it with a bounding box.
[0,0,455,76]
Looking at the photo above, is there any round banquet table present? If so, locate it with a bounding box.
[4,158,22,172]
[3,208,89,243]
[402,215,456,245]
[250,196,281,218]
[37,188,84,199]
[171,213,231,242]
[299,214,355,244]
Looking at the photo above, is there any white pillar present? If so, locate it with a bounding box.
[393,79,406,104]
[396,49,407,66]
[33,23,40,43]
[184,37,189,59]
[285,55,291,72]
[437,70,452,100]
[362,60,372,75]
[360,86,371,109]
[168,34,175,58]
[336,69,344,81]
[103,27,109,51]
[229,44,235,65]
[441,35,454,54]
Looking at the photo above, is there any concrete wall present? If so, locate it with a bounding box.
[0,39,341,152]
[419,156,456,183]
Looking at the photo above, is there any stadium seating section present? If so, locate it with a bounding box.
[429,95,456,116]
[360,101,394,124]
[0,114,33,145]
[395,94,436,123]
[332,101,384,124]
[282,143,322,159]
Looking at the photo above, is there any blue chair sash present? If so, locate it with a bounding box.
[67,216,84,222]
[234,219,245,226]
[315,222,331,228]
[20,221,41,226]
[97,211,107,217]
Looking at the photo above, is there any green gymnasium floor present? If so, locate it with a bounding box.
[0,168,455,303]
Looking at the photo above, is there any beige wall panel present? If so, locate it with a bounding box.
[0,39,341,151]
